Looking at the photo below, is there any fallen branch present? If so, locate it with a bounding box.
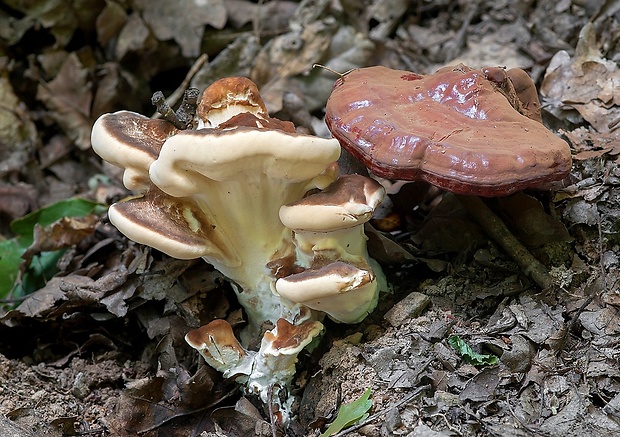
[455,194,556,290]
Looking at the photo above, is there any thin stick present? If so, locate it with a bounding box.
[151,88,199,129]
[455,194,556,290]
[312,64,355,78]
[151,53,208,119]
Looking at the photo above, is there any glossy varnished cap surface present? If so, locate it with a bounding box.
[325,65,572,196]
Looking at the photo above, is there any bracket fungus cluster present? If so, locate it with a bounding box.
[91,77,385,424]
[325,64,572,289]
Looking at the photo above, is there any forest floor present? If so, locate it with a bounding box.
[1,0,620,436]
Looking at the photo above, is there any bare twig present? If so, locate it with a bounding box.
[151,53,208,120]
[429,412,463,435]
[312,64,346,78]
[152,88,199,129]
[175,87,200,127]
[455,194,556,290]
[596,210,607,293]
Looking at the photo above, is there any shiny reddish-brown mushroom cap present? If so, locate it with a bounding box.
[325,65,572,196]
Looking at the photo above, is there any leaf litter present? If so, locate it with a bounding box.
[0,0,620,436]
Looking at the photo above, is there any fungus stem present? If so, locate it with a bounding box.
[455,194,556,290]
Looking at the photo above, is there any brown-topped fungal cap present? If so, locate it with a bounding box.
[91,111,178,191]
[246,317,324,425]
[261,318,324,357]
[278,174,386,279]
[185,319,249,375]
[325,65,572,196]
[250,318,323,387]
[275,261,378,323]
[149,126,340,195]
[196,76,268,128]
[279,174,385,232]
[108,187,234,262]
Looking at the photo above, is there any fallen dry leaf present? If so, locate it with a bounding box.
[36,52,94,150]
[563,126,620,160]
[211,397,273,435]
[0,75,38,153]
[541,23,620,133]
[113,357,230,435]
[141,0,227,57]
[3,0,102,47]
[191,34,261,90]
[114,12,153,60]
[21,215,99,271]
[95,1,127,47]
[0,183,37,222]
[91,62,145,117]
[252,18,336,112]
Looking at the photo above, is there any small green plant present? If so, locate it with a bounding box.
[448,335,498,366]
[0,198,103,298]
[320,387,372,437]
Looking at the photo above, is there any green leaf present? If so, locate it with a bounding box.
[13,250,67,299]
[320,388,372,437]
[0,239,24,297]
[10,198,102,246]
[448,335,498,366]
[0,198,104,299]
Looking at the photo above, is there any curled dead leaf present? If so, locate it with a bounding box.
[541,23,620,133]
[36,53,94,150]
[21,215,99,272]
